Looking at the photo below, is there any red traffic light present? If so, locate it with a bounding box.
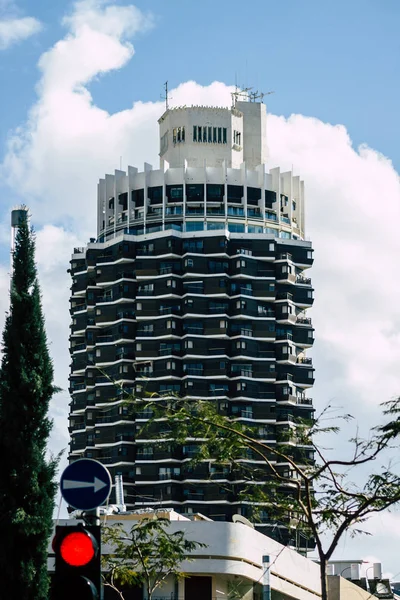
[59,530,98,567]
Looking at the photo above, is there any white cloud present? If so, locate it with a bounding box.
[1,0,400,566]
[0,16,42,49]
[266,114,400,413]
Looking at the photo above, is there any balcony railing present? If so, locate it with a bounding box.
[297,357,313,365]
[298,396,313,405]
[296,275,312,285]
[183,327,204,334]
[296,316,312,325]
[276,292,293,301]
[231,370,253,378]
[72,343,86,352]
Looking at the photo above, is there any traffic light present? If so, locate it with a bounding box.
[52,524,101,600]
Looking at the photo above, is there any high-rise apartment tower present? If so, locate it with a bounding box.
[68,98,315,544]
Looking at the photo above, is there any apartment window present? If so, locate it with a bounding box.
[166,361,176,370]
[308,371,313,379]
[138,284,154,292]
[183,240,204,252]
[220,320,227,329]
[96,309,101,315]
[185,258,194,267]
[218,127,222,143]
[119,364,129,373]
[307,291,313,298]
[307,330,313,338]
[268,283,275,291]
[166,320,176,329]
[213,127,217,143]
[183,363,203,374]
[136,343,142,351]
[159,384,180,392]
[236,341,246,349]
[172,126,185,143]
[141,446,153,457]
[208,126,212,142]
[135,467,142,475]
[193,125,197,142]
[233,130,241,146]
[186,340,194,349]
[223,128,227,143]
[307,251,313,259]
[282,346,289,354]
[159,467,180,479]
[236,382,247,391]
[95,349,101,357]
[96,389,101,397]
[209,383,228,393]
[141,324,154,332]
[269,243,274,251]
[166,279,176,288]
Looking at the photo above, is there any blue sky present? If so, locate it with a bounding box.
[0,0,400,579]
[1,0,399,170]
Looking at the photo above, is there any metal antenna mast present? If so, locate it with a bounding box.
[161,81,172,111]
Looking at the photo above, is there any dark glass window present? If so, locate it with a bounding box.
[247,187,262,201]
[206,184,224,200]
[148,186,163,202]
[227,185,243,199]
[131,189,144,206]
[265,189,277,208]
[183,240,204,251]
[186,184,204,201]
[118,192,128,210]
[166,185,183,200]
[208,261,228,273]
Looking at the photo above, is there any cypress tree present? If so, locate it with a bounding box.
[0,211,59,599]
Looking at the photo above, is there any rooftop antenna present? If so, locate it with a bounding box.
[234,86,253,104]
[259,90,275,103]
[161,81,172,111]
[247,89,275,103]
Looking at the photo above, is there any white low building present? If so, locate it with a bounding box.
[50,510,321,600]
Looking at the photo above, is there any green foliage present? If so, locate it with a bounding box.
[0,214,60,600]
[125,393,400,600]
[102,516,206,600]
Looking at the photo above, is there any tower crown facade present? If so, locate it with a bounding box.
[158,101,268,170]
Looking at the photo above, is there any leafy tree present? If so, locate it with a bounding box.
[102,516,206,600]
[0,212,60,600]
[131,395,400,600]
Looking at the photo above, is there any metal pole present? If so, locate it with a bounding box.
[262,555,271,600]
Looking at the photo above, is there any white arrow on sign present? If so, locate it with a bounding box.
[62,477,108,494]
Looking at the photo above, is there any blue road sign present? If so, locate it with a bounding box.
[60,459,112,510]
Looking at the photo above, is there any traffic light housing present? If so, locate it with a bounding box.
[52,524,101,600]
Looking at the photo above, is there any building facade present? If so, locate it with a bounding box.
[68,98,315,544]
